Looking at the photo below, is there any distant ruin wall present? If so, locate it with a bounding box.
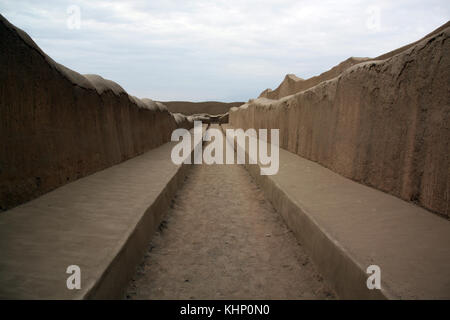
[230,28,450,217]
[0,16,187,211]
[259,58,369,100]
[260,21,450,100]
[162,101,243,115]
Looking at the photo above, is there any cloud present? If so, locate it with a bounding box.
[1,0,449,101]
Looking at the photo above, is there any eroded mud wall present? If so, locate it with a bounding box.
[0,16,185,211]
[230,27,450,217]
[260,22,450,100]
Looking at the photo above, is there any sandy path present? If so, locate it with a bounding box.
[125,129,335,299]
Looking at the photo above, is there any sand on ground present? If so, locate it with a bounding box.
[124,132,335,299]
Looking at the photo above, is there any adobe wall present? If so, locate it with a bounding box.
[0,15,189,210]
[230,27,450,217]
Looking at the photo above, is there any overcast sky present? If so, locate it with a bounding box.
[1,0,449,101]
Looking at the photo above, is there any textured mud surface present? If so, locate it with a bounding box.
[125,163,335,299]
[0,15,193,211]
[231,25,450,217]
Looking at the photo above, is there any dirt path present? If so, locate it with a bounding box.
[125,129,335,299]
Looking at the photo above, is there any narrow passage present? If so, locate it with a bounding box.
[125,126,335,299]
